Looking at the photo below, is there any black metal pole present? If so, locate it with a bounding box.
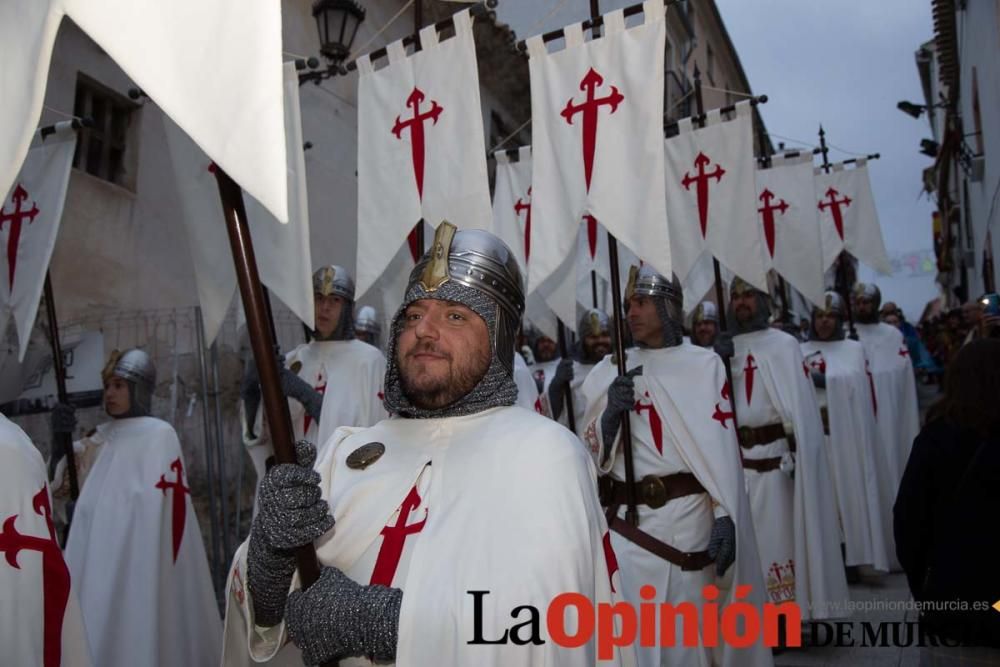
[693,69,744,438]
[556,321,577,433]
[43,273,79,536]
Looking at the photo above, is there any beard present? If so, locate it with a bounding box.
[584,341,611,361]
[399,340,491,410]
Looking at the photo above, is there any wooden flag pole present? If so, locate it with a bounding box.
[556,320,577,434]
[212,169,322,587]
[692,68,744,440]
[585,0,638,527]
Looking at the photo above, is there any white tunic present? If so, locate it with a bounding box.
[801,339,891,572]
[538,358,597,433]
[854,324,920,485]
[0,414,91,667]
[512,352,543,413]
[243,339,388,493]
[222,406,633,666]
[581,344,772,667]
[63,417,221,667]
[732,328,849,620]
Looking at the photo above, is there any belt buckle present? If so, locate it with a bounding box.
[639,474,668,509]
[737,425,753,445]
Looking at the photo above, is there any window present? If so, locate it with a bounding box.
[72,75,138,187]
[707,44,715,85]
[971,67,984,155]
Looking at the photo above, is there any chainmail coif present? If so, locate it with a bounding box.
[382,280,518,418]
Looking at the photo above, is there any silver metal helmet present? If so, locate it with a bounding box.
[312,265,356,301]
[578,308,611,338]
[408,222,525,373]
[818,291,845,317]
[692,301,718,324]
[624,265,684,345]
[101,348,156,417]
[852,282,882,309]
[355,305,380,335]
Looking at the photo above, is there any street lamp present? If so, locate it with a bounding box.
[897,100,927,118]
[300,0,366,85]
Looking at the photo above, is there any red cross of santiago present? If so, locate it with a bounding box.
[0,183,40,292]
[514,188,532,263]
[682,153,726,238]
[712,381,735,429]
[633,391,663,454]
[0,486,71,667]
[155,457,190,563]
[370,484,427,587]
[817,187,852,240]
[561,68,624,192]
[757,189,789,258]
[391,87,444,201]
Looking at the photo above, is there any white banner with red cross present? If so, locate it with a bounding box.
[526,0,669,312]
[0,123,76,361]
[755,151,826,307]
[2,0,288,227]
[664,101,767,291]
[356,8,492,300]
[163,62,313,345]
[814,159,891,274]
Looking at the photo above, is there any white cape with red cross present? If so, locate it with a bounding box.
[63,416,221,667]
[664,101,767,292]
[0,413,91,667]
[355,8,492,301]
[0,124,75,361]
[526,0,669,330]
[814,160,891,274]
[755,151,826,307]
[221,408,636,666]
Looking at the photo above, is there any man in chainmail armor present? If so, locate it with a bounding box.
[580,265,771,667]
[221,224,629,666]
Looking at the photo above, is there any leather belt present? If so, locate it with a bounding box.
[820,406,830,435]
[742,456,783,473]
[598,472,706,510]
[738,422,796,452]
[605,504,714,571]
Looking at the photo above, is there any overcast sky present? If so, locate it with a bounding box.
[494,0,939,319]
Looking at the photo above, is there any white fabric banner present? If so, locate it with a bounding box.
[490,147,533,275]
[163,63,312,344]
[527,1,669,303]
[0,124,76,361]
[815,160,891,274]
[664,102,767,291]
[356,9,492,299]
[755,152,826,306]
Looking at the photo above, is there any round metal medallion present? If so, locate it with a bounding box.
[346,442,385,470]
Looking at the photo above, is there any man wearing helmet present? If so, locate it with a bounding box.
[801,292,892,577]
[690,300,720,348]
[852,282,919,504]
[52,349,221,666]
[580,266,770,667]
[727,278,848,622]
[241,265,388,501]
[222,224,628,666]
[543,308,612,432]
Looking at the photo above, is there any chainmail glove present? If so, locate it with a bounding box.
[286,565,402,666]
[547,358,575,421]
[247,440,335,627]
[600,366,643,452]
[279,367,323,424]
[240,358,262,436]
[51,402,77,436]
[707,515,736,577]
[713,331,735,359]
